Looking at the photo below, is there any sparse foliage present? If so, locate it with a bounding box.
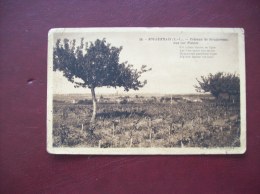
[53,38,151,123]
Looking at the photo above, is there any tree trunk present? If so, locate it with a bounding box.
[90,86,97,124]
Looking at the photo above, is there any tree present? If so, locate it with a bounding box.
[194,72,240,100]
[53,38,151,124]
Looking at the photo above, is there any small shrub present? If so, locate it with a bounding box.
[77,99,92,105]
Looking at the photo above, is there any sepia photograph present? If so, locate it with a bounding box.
[47,28,246,154]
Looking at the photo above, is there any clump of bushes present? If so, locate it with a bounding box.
[77,99,92,105]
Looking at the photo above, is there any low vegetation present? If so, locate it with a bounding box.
[53,95,240,148]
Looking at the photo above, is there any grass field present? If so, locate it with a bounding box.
[52,95,240,148]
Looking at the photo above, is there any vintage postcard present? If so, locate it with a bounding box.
[47,27,246,154]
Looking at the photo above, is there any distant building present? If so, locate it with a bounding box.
[182,97,202,103]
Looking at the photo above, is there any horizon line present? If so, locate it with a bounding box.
[53,92,208,95]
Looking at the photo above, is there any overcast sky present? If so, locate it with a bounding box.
[52,29,239,95]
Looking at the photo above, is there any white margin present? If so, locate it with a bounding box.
[47,27,246,155]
